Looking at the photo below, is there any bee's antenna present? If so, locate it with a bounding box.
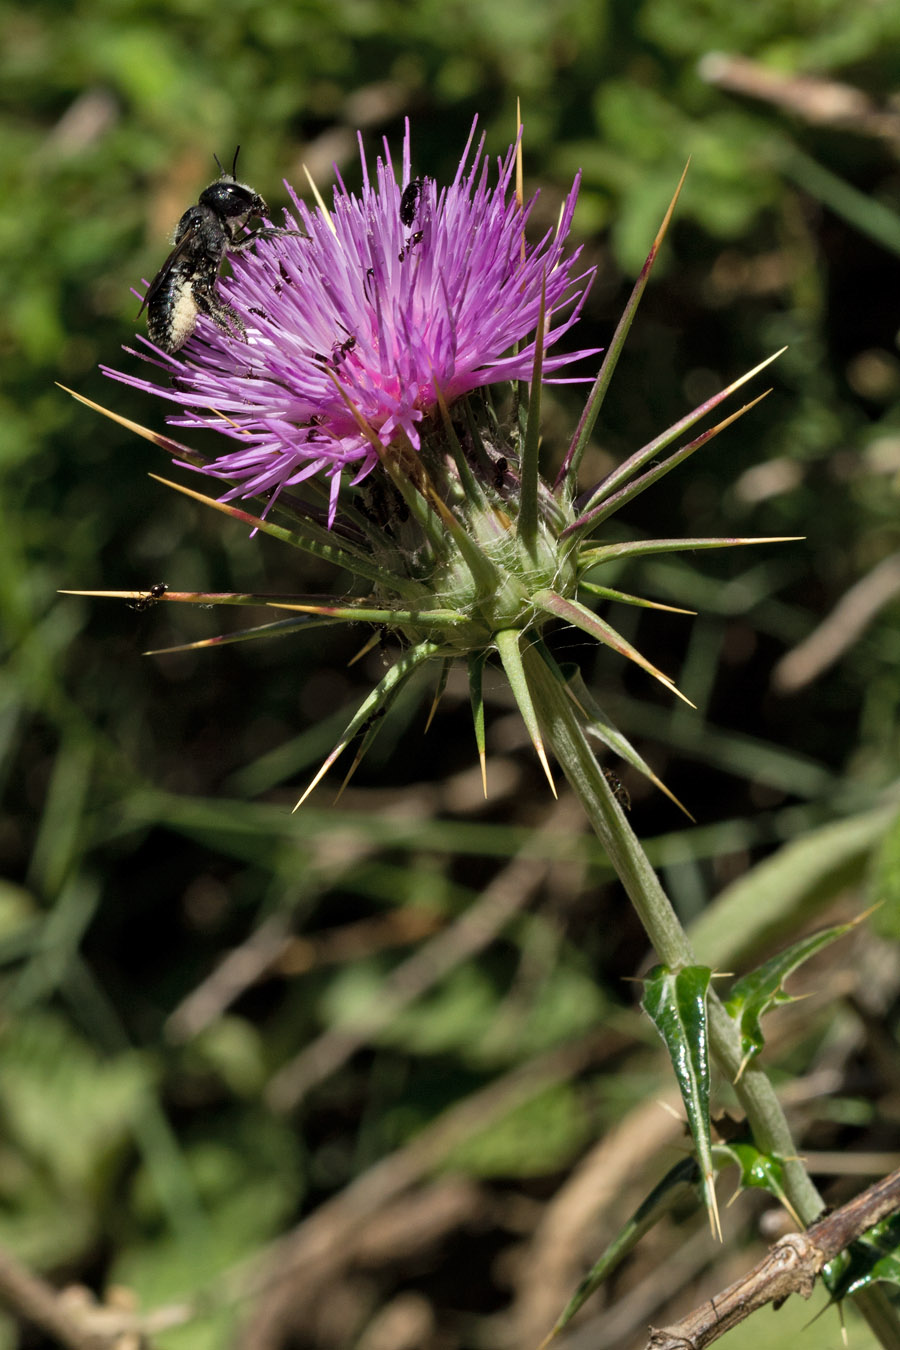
[212,148,240,179]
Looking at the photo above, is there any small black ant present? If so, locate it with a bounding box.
[128,582,168,613]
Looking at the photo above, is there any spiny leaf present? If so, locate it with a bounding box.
[823,1213,900,1302]
[58,385,382,558]
[61,588,312,608]
[347,630,383,667]
[333,709,391,802]
[713,1140,800,1227]
[144,615,346,657]
[642,964,720,1239]
[434,383,485,508]
[61,587,349,653]
[381,428,499,593]
[577,581,695,615]
[267,599,467,629]
[57,384,207,466]
[90,586,466,637]
[302,161,336,233]
[724,914,865,1080]
[325,374,466,565]
[517,269,547,554]
[424,659,452,734]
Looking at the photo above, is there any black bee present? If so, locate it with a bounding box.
[140,148,298,355]
[399,177,422,228]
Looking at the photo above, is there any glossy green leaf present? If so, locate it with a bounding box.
[641,964,720,1237]
[713,1140,795,1220]
[724,918,859,1077]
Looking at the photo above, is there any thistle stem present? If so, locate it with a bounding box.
[523,639,900,1347]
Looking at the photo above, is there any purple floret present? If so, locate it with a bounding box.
[106,119,595,521]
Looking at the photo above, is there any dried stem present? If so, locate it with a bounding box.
[642,1166,900,1350]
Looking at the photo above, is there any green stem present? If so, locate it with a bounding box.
[523,639,900,1348]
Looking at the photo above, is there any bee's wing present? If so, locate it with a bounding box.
[137,224,201,316]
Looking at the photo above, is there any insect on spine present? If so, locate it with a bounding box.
[127,582,168,612]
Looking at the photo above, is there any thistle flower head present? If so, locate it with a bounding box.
[105,119,595,522]
[78,121,788,810]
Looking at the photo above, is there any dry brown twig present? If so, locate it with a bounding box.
[639,1165,900,1350]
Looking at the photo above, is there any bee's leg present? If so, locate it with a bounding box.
[230,226,307,252]
[193,284,247,342]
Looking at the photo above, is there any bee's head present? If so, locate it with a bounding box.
[200,178,268,223]
[201,148,267,232]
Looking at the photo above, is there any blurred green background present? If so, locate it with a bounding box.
[3,0,900,1347]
